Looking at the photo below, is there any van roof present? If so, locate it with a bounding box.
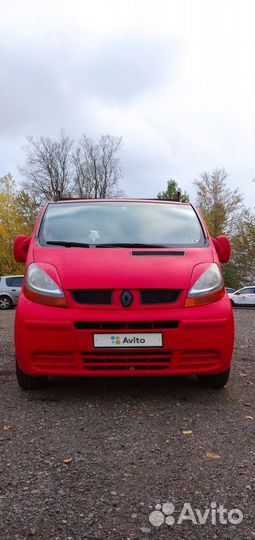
[52,198,191,205]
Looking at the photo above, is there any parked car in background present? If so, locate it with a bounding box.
[13,199,234,390]
[226,287,235,294]
[0,275,24,310]
[229,286,255,307]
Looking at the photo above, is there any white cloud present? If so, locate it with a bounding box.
[0,0,254,206]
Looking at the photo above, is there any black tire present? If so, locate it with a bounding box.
[16,361,48,390]
[0,295,13,310]
[230,300,235,307]
[197,369,230,389]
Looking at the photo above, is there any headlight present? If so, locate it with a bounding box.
[185,263,225,307]
[24,264,67,307]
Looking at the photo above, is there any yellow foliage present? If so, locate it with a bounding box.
[0,174,38,275]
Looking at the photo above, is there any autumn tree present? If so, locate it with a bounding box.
[193,168,255,289]
[157,179,190,202]
[230,209,255,285]
[0,175,38,275]
[193,168,243,237]
[73,134,123,198]
[0,175,16,274]
[20,130,74,202]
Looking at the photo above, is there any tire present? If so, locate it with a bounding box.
[16,361,48,390]
[197,369,230,389]
[0,295,13,310]
[230,300,235,307]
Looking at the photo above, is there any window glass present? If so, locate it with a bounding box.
[238,288,253,295]
[39,202,206,248]
[12,277,24,287]
[6,277,24,287]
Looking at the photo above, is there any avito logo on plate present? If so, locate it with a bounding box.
[93,333,163,348]
[111,335,146,345]
[111,335,122,345]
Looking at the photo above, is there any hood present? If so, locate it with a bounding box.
[33,246,214,290]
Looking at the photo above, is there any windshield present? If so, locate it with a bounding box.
[38,201,206,247]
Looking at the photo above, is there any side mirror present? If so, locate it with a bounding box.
[13,235,31,263]
[212,235,231,264]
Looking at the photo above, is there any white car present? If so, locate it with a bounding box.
[226,287,235,295]
[229,286,255,307]
[0,275,24,309]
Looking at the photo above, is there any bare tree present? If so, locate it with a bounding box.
[20,130,74,202]
[193,168,244,236]
[73,134,123,198]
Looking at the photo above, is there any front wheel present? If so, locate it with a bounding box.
[0,295,13,310]
[16,361,48,390]
[197,369,230,389]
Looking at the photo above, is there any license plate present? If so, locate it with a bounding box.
[93,333,163,348]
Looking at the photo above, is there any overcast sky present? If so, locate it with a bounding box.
[0,0,254,205]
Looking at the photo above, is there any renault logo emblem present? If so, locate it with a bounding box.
[120,290,133,308]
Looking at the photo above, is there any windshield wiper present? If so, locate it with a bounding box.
[95,243,168,248]
[45,241,169,248]
[46,241,91,247]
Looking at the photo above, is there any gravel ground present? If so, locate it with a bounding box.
[0,309,254,540]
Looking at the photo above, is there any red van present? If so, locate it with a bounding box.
[14,199,234,390]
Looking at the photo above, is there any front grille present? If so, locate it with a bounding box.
[141,290,180,304]
[72,289,181,306]
[83,351,171,371]
[75,321,179,330]
[72,290,113,305]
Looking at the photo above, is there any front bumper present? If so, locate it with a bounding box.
[15,295,234,377]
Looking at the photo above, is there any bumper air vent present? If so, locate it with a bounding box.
[83,351,172,371]
[75,321,179,330]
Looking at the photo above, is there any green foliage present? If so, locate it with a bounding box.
[15,190,40,234]
[222,262,242,290]
[157,179,190,202]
